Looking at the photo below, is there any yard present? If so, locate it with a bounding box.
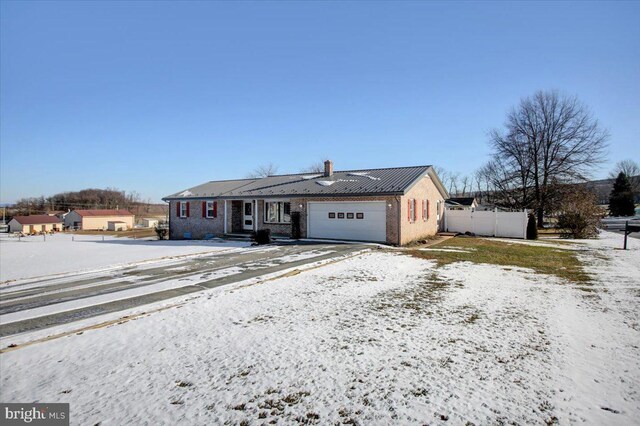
[0,231,638,424]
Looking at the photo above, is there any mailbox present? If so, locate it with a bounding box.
[624,221,639,250]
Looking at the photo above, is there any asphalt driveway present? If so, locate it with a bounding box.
[0,242,366,338]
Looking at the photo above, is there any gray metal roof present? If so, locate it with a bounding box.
[163,165,445,200]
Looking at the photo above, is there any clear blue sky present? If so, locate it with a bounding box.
[1,1,638,204]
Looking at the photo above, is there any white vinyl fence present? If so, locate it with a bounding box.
[444,209,528,239]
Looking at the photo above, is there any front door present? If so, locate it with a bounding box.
[243,201,253,231]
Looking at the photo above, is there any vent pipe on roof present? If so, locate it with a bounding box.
[324,160,333,177]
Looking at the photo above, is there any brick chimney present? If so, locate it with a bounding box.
[324,160,334,177]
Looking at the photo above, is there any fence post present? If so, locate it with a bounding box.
[444,209,448,232]
[471,209,474,235]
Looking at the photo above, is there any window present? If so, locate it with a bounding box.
[422,199,429,221]
[264,201,291,224]
[337,212,345,219]
[408,199,416,222]
[328,212,336,219]
[347,213,354,219]
[206,201,216,218]
[179,201,188,218]
[356,213,364,219]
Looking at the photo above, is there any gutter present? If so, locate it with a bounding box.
[162,191,407,202]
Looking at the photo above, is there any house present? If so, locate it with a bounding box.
[445,197,478,211]
[162,161,449,245]
[64,209,135,230]
[8,215,63,234]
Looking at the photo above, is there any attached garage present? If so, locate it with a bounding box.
[307,201,387,242]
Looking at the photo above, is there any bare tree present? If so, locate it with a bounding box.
[477,160,533,210]
[472,169,489,204]
[488,90,609,226]
[247,163,279,178]
[459,175,470,196]
[300,158,329,174]
[434,166,450,194]
[609,159,640,193]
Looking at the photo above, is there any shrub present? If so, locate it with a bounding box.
[155,225,168,240]
[253,229,271,245]
[556,185,600,239]
[526,213,538,240]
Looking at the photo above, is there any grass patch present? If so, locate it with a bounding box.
[410,237,590,283]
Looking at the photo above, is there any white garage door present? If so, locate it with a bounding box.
[308,202,387,242]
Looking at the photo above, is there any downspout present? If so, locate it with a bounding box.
[165,200,171,239]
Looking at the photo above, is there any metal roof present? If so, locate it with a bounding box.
[163,165,447,200]
[73,209,134,217]
[446,197,476,206]
[11,215,63,225]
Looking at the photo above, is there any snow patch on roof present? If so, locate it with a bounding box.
[348,172,381,181]
[301,174,322,180]
[179,190,193,197]
[316,180,335,187]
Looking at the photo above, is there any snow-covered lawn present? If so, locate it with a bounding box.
[1,232,638,424]
[0,233,250,283]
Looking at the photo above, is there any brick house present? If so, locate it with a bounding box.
[162,161,448,245]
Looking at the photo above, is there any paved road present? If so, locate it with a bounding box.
[608,230,640,239]
[0,242,365,338]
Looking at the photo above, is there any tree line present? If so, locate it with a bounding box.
[10,188,146,216]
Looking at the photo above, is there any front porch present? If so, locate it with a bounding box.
[225,199,296,238]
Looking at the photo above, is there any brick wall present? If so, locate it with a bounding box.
[169,200,224,239]
[399,175,445,244]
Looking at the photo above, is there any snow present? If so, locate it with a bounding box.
[0,233,251,283]
[0,232,638,424]
[179,190,193,197]
[347,172,381,181]
[315,180,335,186]
[301,174,322,180]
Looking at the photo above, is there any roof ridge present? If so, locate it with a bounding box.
[204,178,258,183]
[257,164,432,178]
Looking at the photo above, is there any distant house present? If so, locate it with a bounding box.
[64,209,135,230]
[162,160,449,245]
[445,197,478,210]
[8,215,63,234]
